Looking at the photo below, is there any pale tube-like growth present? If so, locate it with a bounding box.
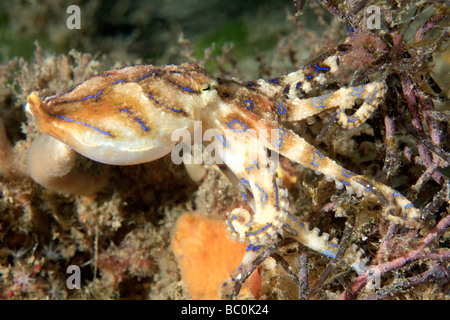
[0,117,16,177]
[27,134,109,195]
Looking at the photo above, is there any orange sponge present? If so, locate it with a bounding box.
[171,212,250,299]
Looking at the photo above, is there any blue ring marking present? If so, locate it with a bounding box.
[136,74,151,82]
[404,203,414,209]
[351,84,365,99]
[217,134,227,146]
[227,120,247,132]
[246,244,253,251]
[311,150,323,167]
[393,191,403,197]
[296,82,302,89]
[322,249,337,258]
[245,223,272,237]
[278,102,287,115]
[276,128,286,147]
[253,245,261,251]
[314,64,330,73]
[56,115,111,136]
[269,78,279,83]
[311,93,331,108]
[112,79,124,84]
[342,180,350,186]
[342,169,353,178]
[255,184,268,207]
[94,89,103,100]
[307,75,312,79]
[248,81,253,86]
[282,223,298,237]
[244,100,253,110]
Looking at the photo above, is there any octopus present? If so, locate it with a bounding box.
[25,46,421,293]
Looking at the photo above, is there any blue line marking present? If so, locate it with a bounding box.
[347,115,358,123]
[80,95,93,101]
[149,92,183,113]
[269,78,279,83]
[245,223,272,237]
[255,184,268,207]
[314,64,330,73]
[241,193,248,201]
[328,242,339,249]
[246,161,260,172]
[148,93,160,104]
[285,210,303,227]
[311,150,322,167]
[282,223,298,237]
[176,83,194,92]
[119,108,148,131]
[112,80,124,84]
[241,178,250,188]
[56,115,111,136]
[136,74,151,82]
[133,117,148,131]
[217,134,227,146]
[351,85,365,99]
[322,249,337,258]
[94,89,102,100]
[311,93,331,108]
[342,169,353,178]
[365,88,378,104]
[244,100,253,110]
[227,215,238,234]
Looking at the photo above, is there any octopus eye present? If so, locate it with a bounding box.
[202,85,214,91]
